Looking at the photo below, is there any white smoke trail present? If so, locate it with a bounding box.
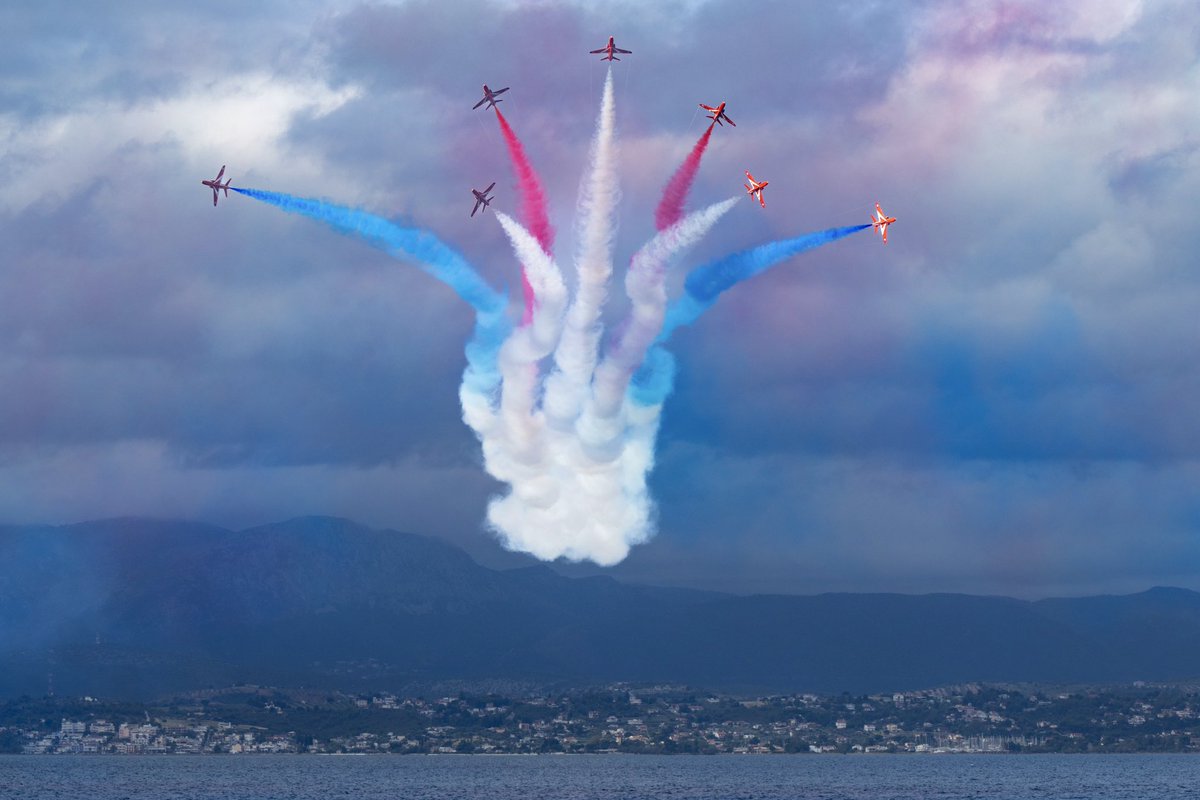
[493,213,568,377]
[469,72,735,567]
[580,196,742,457]
[484,67,643,565]
[542,68,619,432]
[517,199,743,565]
[480,213,568,509]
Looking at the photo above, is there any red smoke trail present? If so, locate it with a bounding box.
[654,123,714,232]
[495,108,555,324]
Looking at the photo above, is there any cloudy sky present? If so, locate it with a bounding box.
[1,0,1197,598]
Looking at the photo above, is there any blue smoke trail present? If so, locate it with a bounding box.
[630,224,871,406]
[661,224,871,339]
[232,187,510,394]
[628,345,677,407]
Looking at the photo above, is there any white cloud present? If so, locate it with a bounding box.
[0,74,361,214]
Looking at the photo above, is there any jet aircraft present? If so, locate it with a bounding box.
[700,102,735,127]
[871,203,897,243]
[473,85,509,111]
[201,165,231,207]
[470,182,496,217]
[590,36,632,61]
[744,171,769,208]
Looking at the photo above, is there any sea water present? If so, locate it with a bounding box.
[1,753,1196,799]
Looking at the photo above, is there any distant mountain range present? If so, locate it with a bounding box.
[3,517,1200,699]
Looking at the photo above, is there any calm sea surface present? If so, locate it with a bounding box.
[1,754,1197,800]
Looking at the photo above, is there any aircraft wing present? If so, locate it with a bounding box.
[212,188,218,206]
[615,47,632,53]
[473,97,488,109]
[589,47,606,53]
[725,115,736,126]
[493,87,509,95]
[471,198,482,217]
[214,165,225,182]
[485,182,496,193]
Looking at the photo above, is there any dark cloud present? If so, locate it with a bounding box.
[0,0,1196,596]
[1107,145,1197,199]
[0,1,332,117]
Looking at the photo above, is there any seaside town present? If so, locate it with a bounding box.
[3,683,1199,755]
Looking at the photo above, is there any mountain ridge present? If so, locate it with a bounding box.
[2,516,1198,698]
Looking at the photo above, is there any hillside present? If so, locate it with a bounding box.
[2,517,1198,698]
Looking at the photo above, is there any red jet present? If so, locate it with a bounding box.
[590,36,632,61]
[871,203,897,244]
[700,102,735,127]
[472,85,509,111]
[744,171,769,208]
[201,165,231,207]
[470,182,496,218]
